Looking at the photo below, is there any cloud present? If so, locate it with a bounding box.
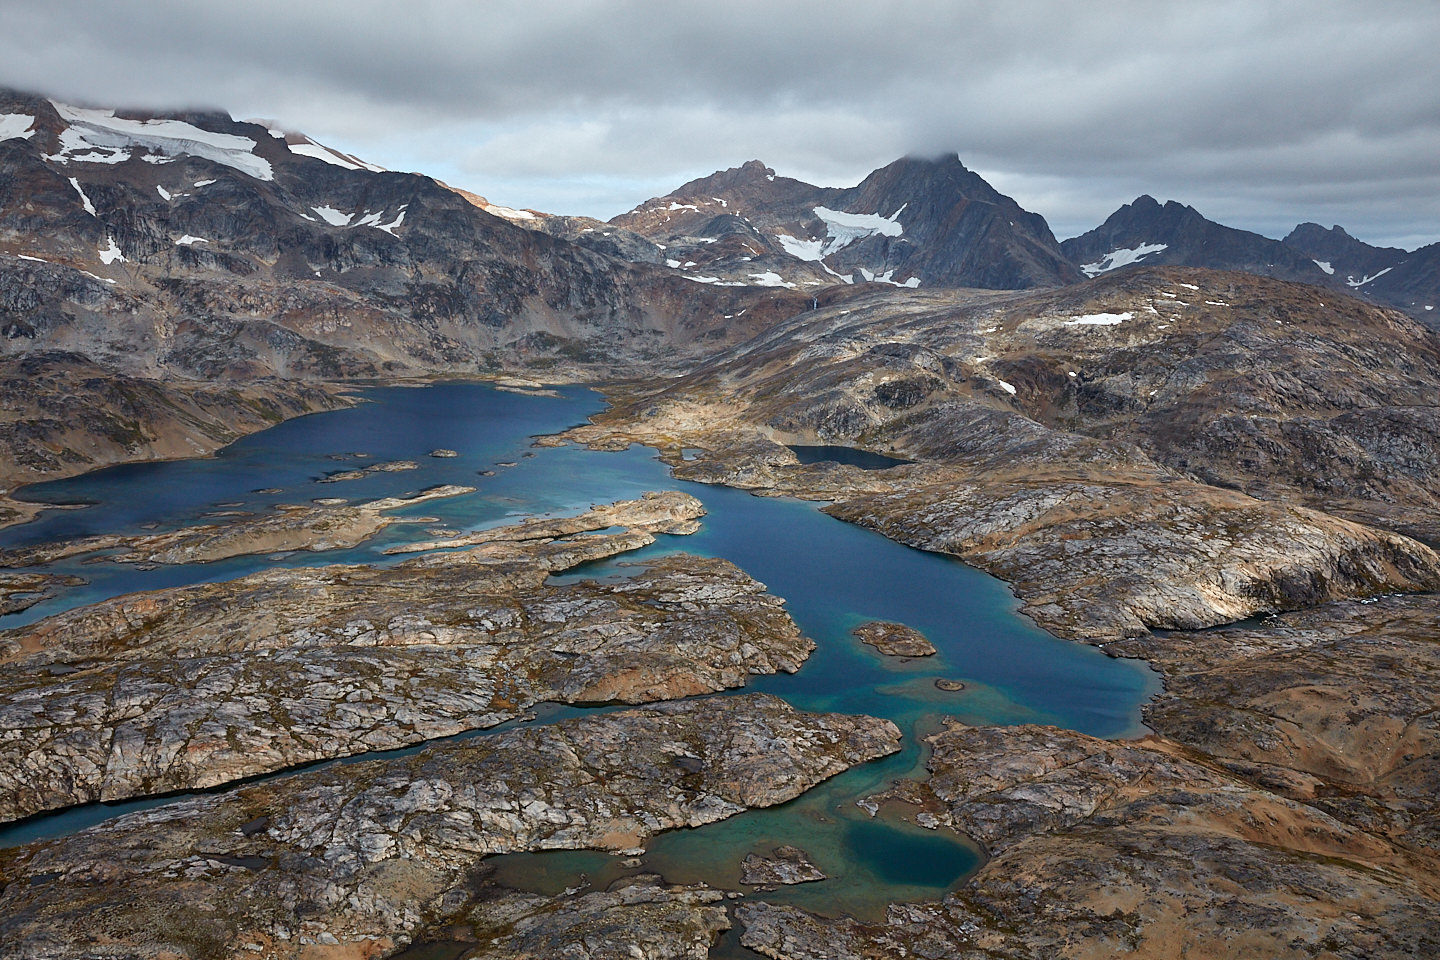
[1,0,1437,246]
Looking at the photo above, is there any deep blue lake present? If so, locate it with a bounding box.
[0,381,1159,924]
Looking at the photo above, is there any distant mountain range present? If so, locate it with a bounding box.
[488,152,1439,327]
[1061,196,1438,325]
[0,87,805,385]
[1,83,1435,384]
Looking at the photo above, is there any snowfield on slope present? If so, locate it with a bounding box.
[47,101,273,180]
[1081,242,1168,277]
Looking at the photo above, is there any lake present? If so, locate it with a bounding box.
[0,381,1158,933]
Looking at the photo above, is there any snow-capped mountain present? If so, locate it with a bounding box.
[608,155,1081,292]
[1060,195,1336,289]
[1059,196,1438,327]
[1281,223,1439,324]
[0,88,794,382]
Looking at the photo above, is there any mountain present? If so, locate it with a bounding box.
[0,89,804,379]
[1283,223,1440,327]
[1060,195,1338,289]
[608,155,1082,292]
[0,88,808,488]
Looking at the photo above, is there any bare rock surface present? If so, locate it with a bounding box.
[852,621,935,657]
[740,845,827,886]
[738,721,1440,960]
[0,493,812,822]
[1112,593,1440,853]
[827,475,1440,641]
[384,489,705,555]
[558,273,1440,641]
[458,874,729,960]
[0,695,901,960]
[0,485,474,568]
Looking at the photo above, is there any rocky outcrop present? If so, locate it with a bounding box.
[738,721,1440,960]
[0,695,901,960]
[459,875,729,960]
[828,474,1440,641]
[740,845,826,886]
[852,621,935,657]
[384,489,705,554]
[0,493,813,822]
[0,484,474,567]
[0,571,83,615]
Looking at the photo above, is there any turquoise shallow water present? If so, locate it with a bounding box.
[0,382,1159,930]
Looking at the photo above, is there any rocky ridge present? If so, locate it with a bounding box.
[0,483,473,568]
[557,270,1440,640]
[0,492,821,822]
[0,694,901,959]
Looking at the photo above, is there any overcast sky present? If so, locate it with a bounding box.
[3,0,1438,247]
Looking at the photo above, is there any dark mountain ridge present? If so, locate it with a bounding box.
[609,154,1082,292]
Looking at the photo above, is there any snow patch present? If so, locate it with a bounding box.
[684,275,743,286]
[313,204,406,234]
[68,178,96,215]
[97,237,125,264]
[1178,282,1199,290]
[667,202,698,211]
[1080,243,1167,277]
[858,266,920,288]
[1313,260,1335,275]
[749,272,795,288]
[17,254,48,263]
[812,205,904,255]
[1347,267,1392,288]
[157,185,171,201]
[48,101,273,180]
[775,233,826,262]
[193,179,216,187]
[665,258,681,268]
[0,113,36,142]
[312,205,352,226]
[481,201,538,221]
[1065,311,1132,326]
[996,379,1017,395]
[354,207,406,235]
[176,235,208,245]
[287,138,385,173]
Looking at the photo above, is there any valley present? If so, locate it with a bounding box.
[0,84,1438,960]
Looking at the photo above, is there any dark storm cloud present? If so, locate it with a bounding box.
[2,0,1437,246]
